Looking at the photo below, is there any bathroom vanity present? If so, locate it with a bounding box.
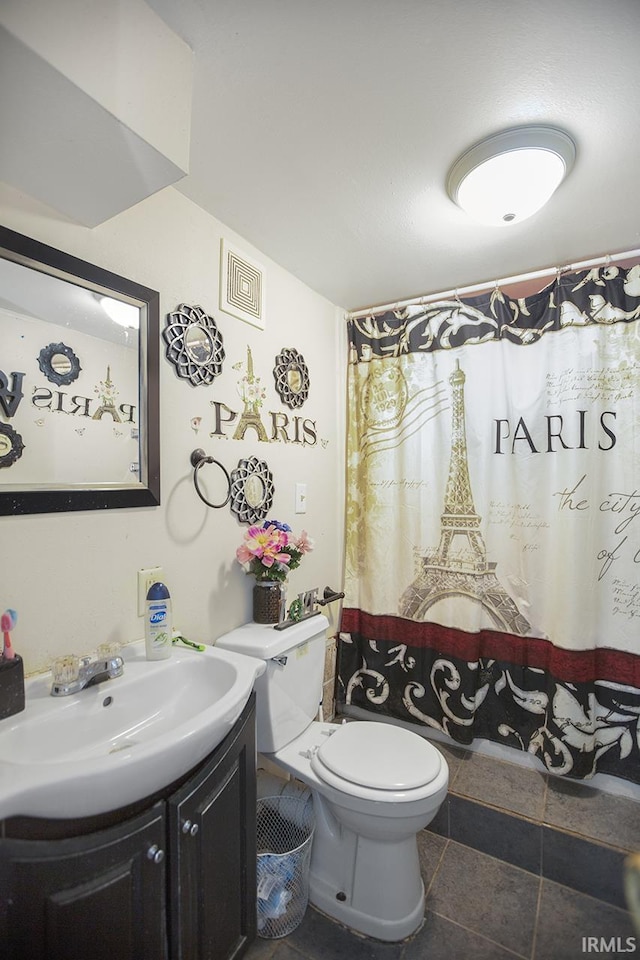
[0,695,257,960]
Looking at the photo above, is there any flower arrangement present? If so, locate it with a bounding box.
[236,520,314,583]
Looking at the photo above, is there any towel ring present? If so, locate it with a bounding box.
[190,449,231,509]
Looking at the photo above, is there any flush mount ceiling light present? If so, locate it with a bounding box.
[99,295,140,329]
[446,125,576,226]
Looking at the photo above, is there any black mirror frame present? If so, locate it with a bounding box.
[0,225,160,515]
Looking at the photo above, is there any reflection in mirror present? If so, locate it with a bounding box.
[185,324,214,364]
[0,422,24,467]
[244,474,265,508]
[287,367,302,393]
[52,354,72,376]
[0,225,159,514]
[37,342,81,386]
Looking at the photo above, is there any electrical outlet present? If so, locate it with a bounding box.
[137,566,164,616]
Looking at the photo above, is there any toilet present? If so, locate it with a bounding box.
[216,614,449,942]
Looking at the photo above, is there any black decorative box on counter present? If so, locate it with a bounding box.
[0,655,25,720]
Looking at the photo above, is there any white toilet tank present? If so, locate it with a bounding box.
[216,615,329,752]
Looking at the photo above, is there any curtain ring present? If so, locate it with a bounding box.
[190,448,231,509]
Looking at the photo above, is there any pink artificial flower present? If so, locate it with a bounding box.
[243,525,276,558]
[294,530,315,554]
[238,524,291,570]
[236,543,253,564]
[261,550,291,569]
[236,520,311,581]
[262,523,290,546]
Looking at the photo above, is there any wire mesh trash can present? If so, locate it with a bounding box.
[256,794,315,938]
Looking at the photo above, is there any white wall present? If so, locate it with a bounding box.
[0,182,346,675]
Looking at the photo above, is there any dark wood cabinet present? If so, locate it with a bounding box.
[0,803,167,960]
[0,694,256,960]
[168,698,257,960]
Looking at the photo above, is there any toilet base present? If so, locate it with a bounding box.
[309,870,425,941]
[307,802,427,942]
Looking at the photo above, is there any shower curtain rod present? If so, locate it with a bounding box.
[346,246,640,320]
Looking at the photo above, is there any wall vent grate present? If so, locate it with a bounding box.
[220,240,266,329]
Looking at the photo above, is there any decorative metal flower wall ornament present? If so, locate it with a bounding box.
[0,422,25,468]
[273,348,310,408]
[163,304,225,386]
[229,456,275,524]
[37,342,81,386]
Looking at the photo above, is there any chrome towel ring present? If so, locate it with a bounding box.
[190,449,231,509]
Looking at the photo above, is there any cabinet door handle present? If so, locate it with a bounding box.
[182,819,199,837]
[147,844,165,864]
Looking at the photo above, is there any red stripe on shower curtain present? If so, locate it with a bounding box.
[341,607,640,687]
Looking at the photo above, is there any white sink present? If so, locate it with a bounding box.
[0,640,264,820]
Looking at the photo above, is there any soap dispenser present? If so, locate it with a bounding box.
[144,582,172,661]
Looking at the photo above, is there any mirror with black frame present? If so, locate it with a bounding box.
[0,225,160,514]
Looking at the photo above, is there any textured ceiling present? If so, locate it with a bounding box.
[147,0,640,311]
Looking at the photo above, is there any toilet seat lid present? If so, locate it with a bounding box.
[315,722,442,791]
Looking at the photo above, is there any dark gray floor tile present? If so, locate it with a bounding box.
[545,777,640,851]
[245,934,281,960]
[426,795,450,838]
[286,906,403,959]
[450,794,542,874]
[404,910,527,960]
[417,830,447,894]
[542,826,629,909]
[267,946,309,960]
[431,738,469,785]
[453,751,547,820]
[534,879,637,960]
[426,840,540,957]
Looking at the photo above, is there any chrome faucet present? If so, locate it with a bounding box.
[50,654,124,697]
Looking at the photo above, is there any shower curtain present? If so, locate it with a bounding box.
[338,263,640,783]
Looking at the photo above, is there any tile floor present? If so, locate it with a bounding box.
[247,741,640,960]
[246,836,637,960]
[438,740,640,854]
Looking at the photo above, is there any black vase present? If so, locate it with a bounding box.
[253,581,284,624]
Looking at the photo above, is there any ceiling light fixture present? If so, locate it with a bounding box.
[446,125,576,227]
[99,295,140,329]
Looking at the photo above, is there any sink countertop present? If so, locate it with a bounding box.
[0,640,265,820]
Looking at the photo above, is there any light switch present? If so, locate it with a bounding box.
[295,482,307,514]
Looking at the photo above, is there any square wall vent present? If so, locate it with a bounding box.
[219,239,266,329]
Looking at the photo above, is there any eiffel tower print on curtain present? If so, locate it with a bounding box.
[400,360,530,636]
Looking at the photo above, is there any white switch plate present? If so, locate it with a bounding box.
[137,566,164,616]
[295,482,307,514]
